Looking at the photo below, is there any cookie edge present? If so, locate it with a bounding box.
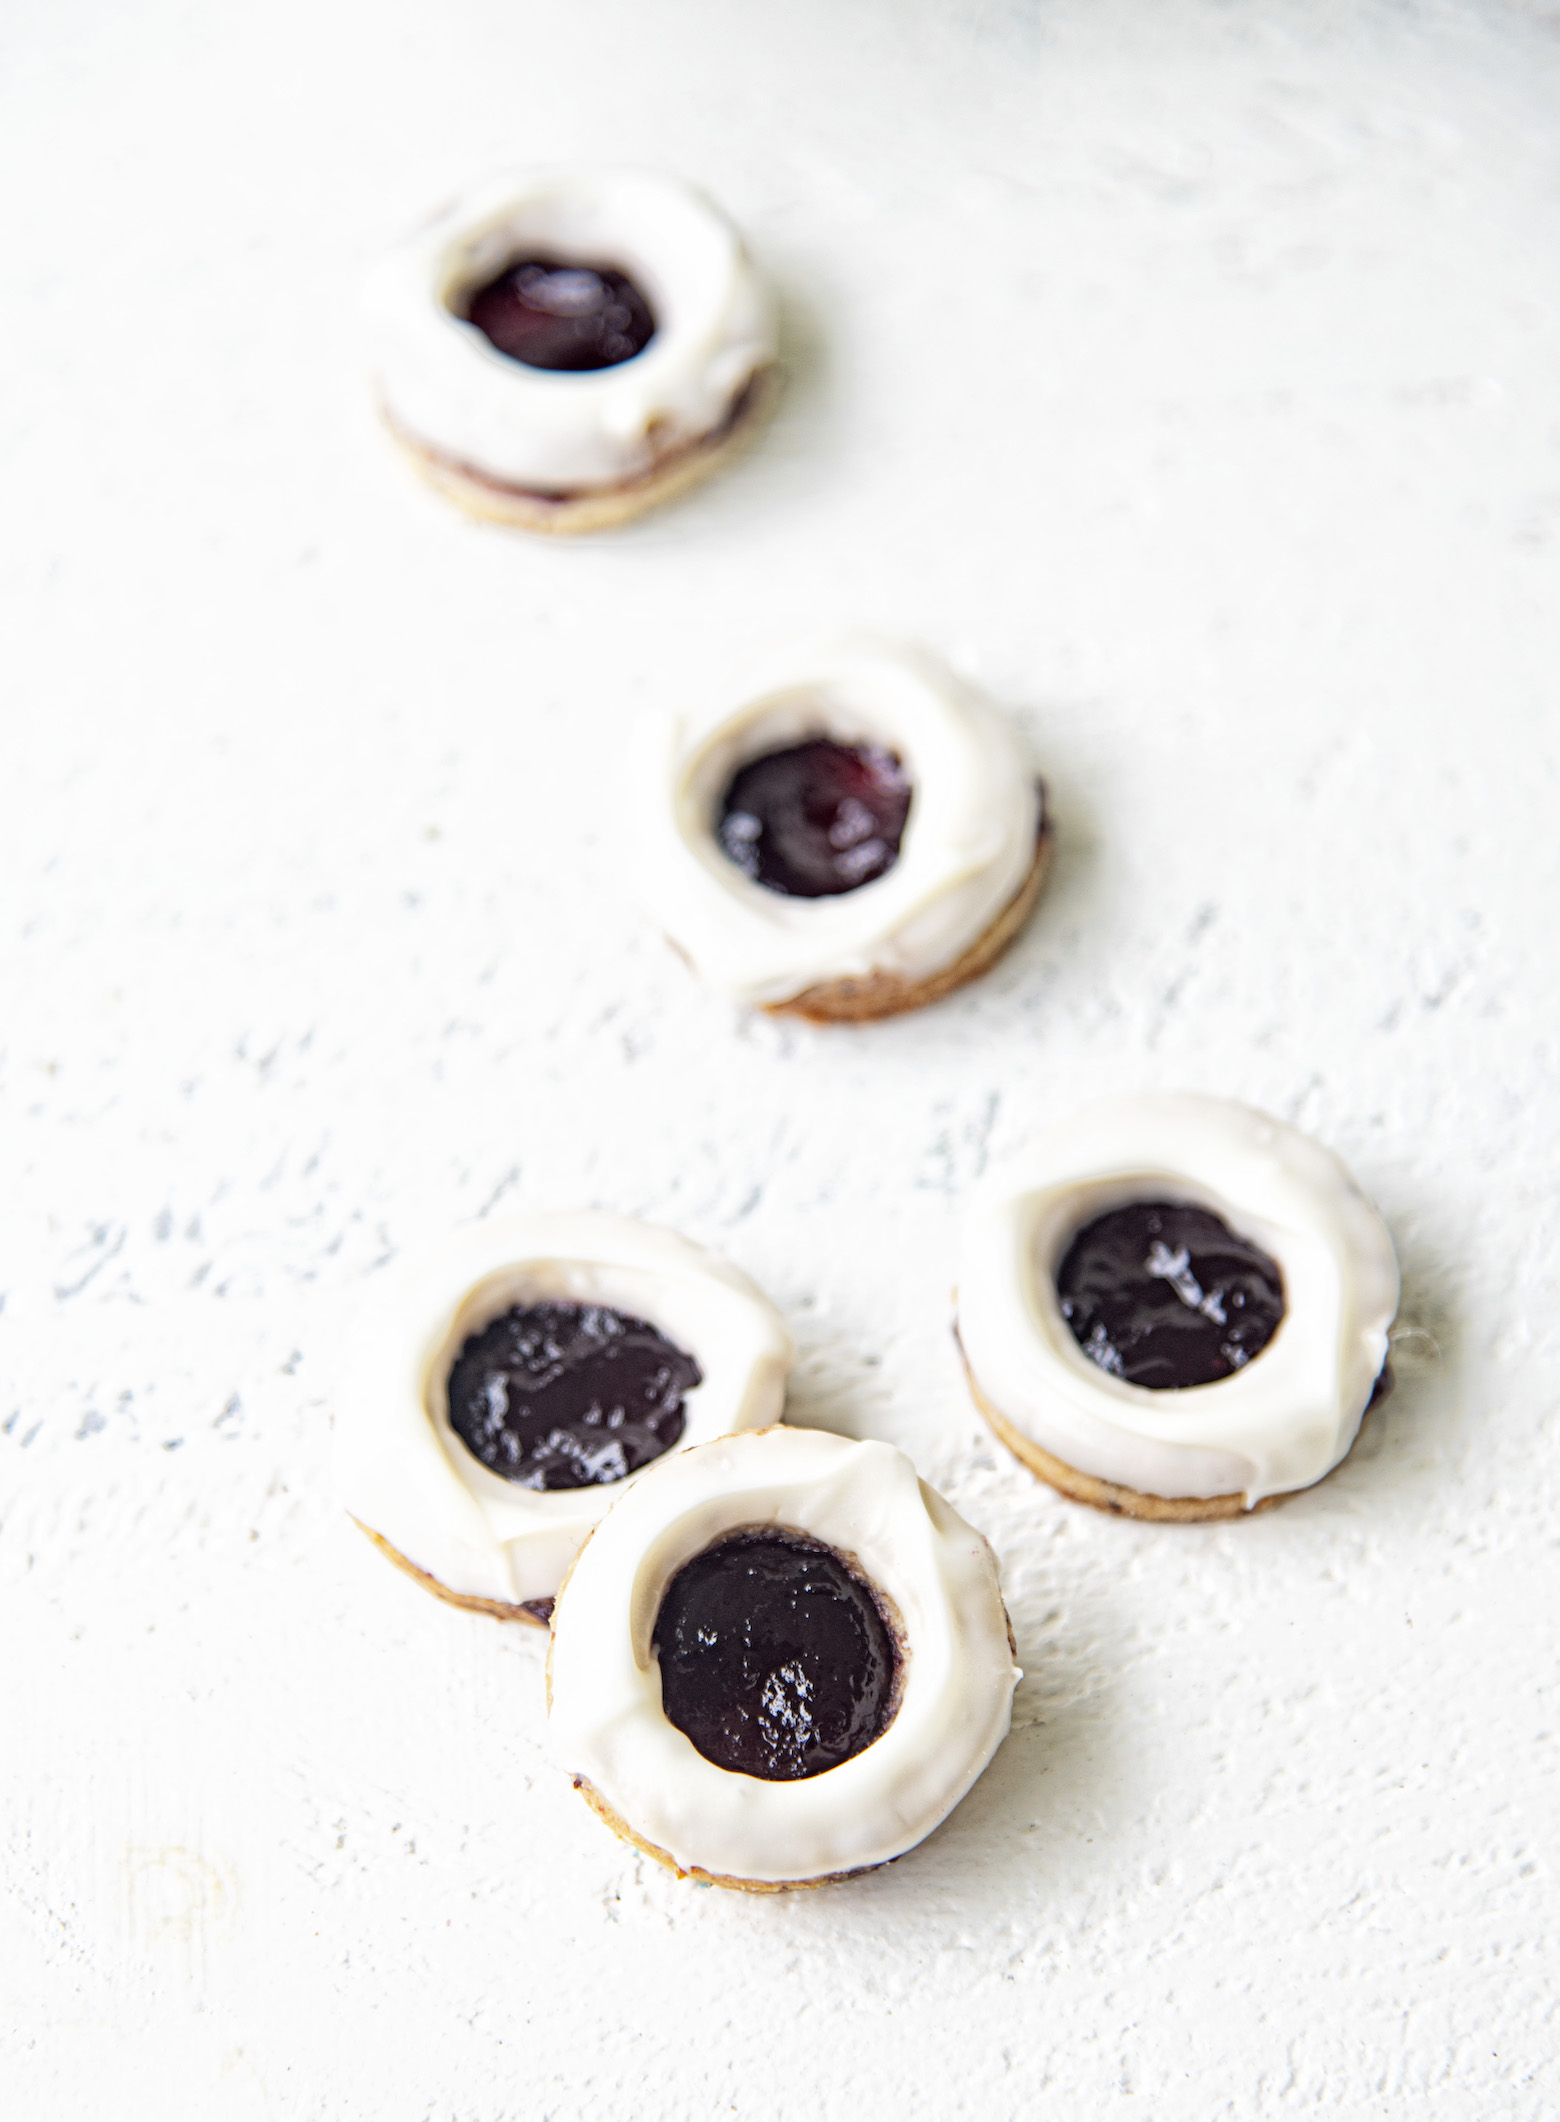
[959,1361,1285,1523]
[351,1517,553,1625]
[570,1771,886,1894]
[765,809,1053,1025]
[381,364,778,536]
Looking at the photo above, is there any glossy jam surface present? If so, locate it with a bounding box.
[654,1530,898,1780]
[1056,1200,1286,1390]
[465,257,656,372]
[718,740,913,899]
[446,1302,698,1490]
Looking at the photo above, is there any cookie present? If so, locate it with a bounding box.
[637,639,1049,1020]
[547,1427,1019,1888]
[364,168,777,533]
[956,1094,1399,1518]
[336,1212,793,1616]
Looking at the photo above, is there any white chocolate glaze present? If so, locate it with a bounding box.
[363,168,776,495]
[957,1094,1400,1506]
[548,1426,1019,1885]
[336,1212,794,1606]
[635,639,1043,1007]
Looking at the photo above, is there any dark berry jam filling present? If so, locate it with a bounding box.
[1056,1200,1285,1391]
[464,257,656,372]
[718,739,913,899]
[446,1302,698,1491]
[654,1530,898,1781]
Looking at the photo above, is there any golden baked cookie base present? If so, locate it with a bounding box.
[383,365,777,536]
[352,1518,552,1626]
[767,814,1054,1026]
[571,1772,882,1894]
[960,1365,1285,1523]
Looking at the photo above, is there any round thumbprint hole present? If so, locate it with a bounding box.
[446,1302,699,1490]
[464,258,657,371]
[654,1530,899,1780]
[717,739,912,899]
[1056,1201,1285,1391]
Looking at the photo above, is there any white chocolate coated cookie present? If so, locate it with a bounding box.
[549,1427,1019,1888]
[957,1095,1399,1511]
[336,1212,793,1612]
[635,639,1045,1014]
[364,168,776,508]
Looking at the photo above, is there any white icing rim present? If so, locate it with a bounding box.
[633,639,1042,1006]
[336,1212,794,1605]
[548,1427,1019,1884]
[363,167,776,494]
[956,1095,1400,1505]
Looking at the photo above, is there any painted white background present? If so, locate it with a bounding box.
[4,1,1559,2115]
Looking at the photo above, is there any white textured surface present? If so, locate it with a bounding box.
[3,1,1559,2115]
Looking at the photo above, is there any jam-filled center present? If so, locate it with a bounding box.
[718,739,913,899]
[654,1530,898,1781]
[464,257,657,372]
[446,1301,698,1490]
[1056,1200,1285,1390]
